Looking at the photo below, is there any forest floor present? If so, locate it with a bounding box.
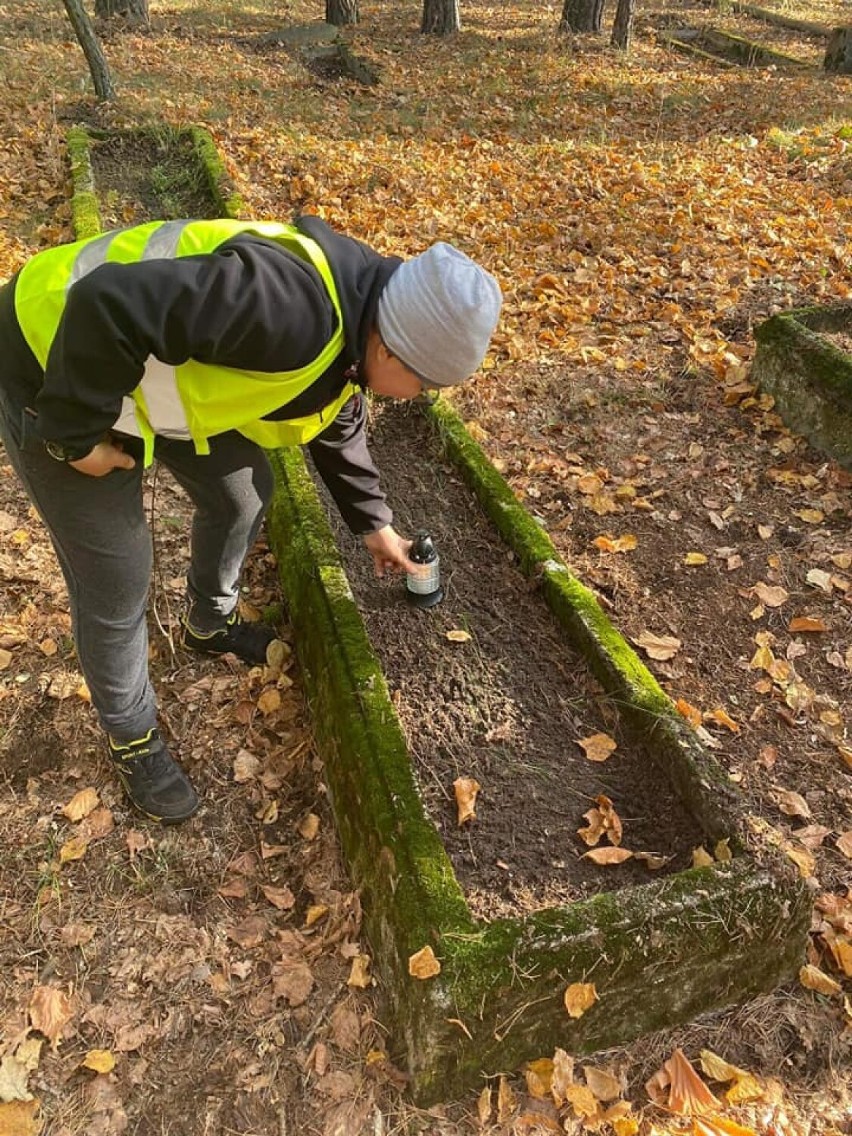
[0,0,851,1133]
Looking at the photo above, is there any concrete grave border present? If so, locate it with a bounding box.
[753,304,852,470]
[67,124,810,1104]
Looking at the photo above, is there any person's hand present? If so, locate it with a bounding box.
[68,439,136,477]
[362,524,418,577]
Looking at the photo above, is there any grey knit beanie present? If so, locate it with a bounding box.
[376,242,502,387]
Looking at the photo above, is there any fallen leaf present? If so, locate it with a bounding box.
[635,631,681,661]
[261,885,296,910]
[752,582,789,607]
[227,915,268,949]
[772,788,812,819]
[593,534,637,553]
[788,616,827,633]
[304,904,328,927]
[28,986,73,1049]
[799,964,841,996]
[583,846,633,865]
[703,708,740,733]
[524,1057,554,1099]
[0,649,12,671]
[578,733,617,762]
[676,698,703,728]
[446,629,471,642]
[836,832,852,860]
[0,1100,41,1136]
[298,813,320,840]
[61,787,99,822]
[806,568,833,592]
[684,552,708,566]
[272,960,314,1006]
[583,1065,623,1101]
[81,1050,115,1074]
[233,749,260,782]
[497,1074,516,1124]
[453,777,480,825]
[0,1054,32,1103]
[646,1048,720,1115]
[564,982,597,1018]
[408,945,441,979]
[347,954,372,988]
[257,687,281,715]
[693,1116,758,1136]
[477,1085,492,1126]
[58,836,89,864]
[551,1048,575,1105]
[564,1083,599,1118]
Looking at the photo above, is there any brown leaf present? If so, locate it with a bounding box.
[261,885,296,910]
[583,1065,623,1101]
[799,964,841,996]
[577,733,617,762]
[635,631,681,661]
[564,982,597,1018]
[772,788,812,819]
[61,787,99,822]
[298,813,320,840]
[227,915,268,949]
[272,960,314,1006]
[583,847,633,865]
[752,582,789,608]
[835,831,852,860]
[28,986,73,1049]
[453,776,481,825]
[788,616,827,633]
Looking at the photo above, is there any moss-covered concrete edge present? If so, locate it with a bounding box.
[187,124,246,219]
[66,126,102,240]
[425,395,745,842]
[753,305,852,469]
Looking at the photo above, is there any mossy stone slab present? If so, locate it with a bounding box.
[753,305,852,469]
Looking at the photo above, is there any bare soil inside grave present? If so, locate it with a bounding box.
[315,400,705,921]
[89,131,219,228]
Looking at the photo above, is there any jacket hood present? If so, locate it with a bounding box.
[295,214,401,367]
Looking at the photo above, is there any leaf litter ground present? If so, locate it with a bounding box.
[1,0,851,1131]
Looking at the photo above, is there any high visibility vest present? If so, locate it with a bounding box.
[14,219,359,465]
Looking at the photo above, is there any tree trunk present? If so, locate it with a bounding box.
[824,26,852,73]
[421,0,460,36]
[326,0,359,26]
[558,0,605,34]
[62,0,116,100]
[94,0,149,20]
[610,0,635,47]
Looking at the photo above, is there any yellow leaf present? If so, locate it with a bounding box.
[684,552,708,566]
[551,1048,575,1105]
[783,843,815,877]
[749,644,775,671]
[799,964,841,996]
[578,733,617,762]
[82,1049,115,1074]
[347,954,372,988]
[453,777,480,825]
[298,812,320,840]
[446,629,471,642]
[477,1086,492,1127]
[61,787,99,822]
[613,1116,640,1136]
[583,846,633,865]
[304,903,328,927]
[524,1058,554,1099]
[0,649,12,671]
[256,687,281,715]
[564,1083,599,1118]
[828,937,852,977]
[583,1065,623,1101]
[28,986,73,1049]
[635,631,681,661]
[593,534,637,553]
[408,945,441,980]
[794,509,824,524]
[693,1115,758,1136]
[564,983,598,1018]
[59,836,89,863]
[0,1100,41,1136]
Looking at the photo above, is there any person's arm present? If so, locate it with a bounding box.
[35,239,334,454]
[307,393,393,534]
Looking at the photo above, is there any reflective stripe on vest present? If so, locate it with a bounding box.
[14,220,352,464]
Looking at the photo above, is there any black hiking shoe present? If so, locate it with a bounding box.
[108,729,200,824]
[181,611,278,666]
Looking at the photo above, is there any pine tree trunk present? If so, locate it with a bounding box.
[558,0,605,34]
[94,0,149,20]
[326,0,359,26]
[610,0,635,47]
[421,0,461,36]
[62,0,116,100]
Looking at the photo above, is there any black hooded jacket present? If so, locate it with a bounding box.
[0,216,401,533]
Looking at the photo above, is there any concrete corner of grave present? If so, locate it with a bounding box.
[752,304,852,470]
[264,402,811,1103]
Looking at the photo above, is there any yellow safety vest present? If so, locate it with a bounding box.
[14,219,360,465]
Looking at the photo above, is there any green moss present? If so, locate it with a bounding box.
[66,126,102,239]
[188,125,245,219]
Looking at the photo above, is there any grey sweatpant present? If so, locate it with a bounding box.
[0,408,273,743]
